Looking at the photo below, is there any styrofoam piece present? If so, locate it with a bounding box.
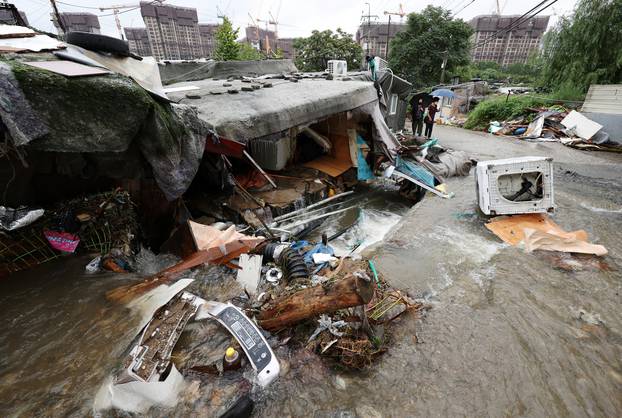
[163,85,200,93]
[24,60,111,77]
[236,254,263,294]
[0,33,64,52]
[561,110,603,140]
[0,25,35,37]
[475,156,554,215]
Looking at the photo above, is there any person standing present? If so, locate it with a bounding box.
[412,98,425,136]
[365,55,377,81]
[424,97,440,138]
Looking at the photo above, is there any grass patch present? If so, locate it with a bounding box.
[464,95,548,130]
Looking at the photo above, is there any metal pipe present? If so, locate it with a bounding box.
[243,150,277,189]
[270,196,357,226]
[272,190,355,222]
[279,206,355,230]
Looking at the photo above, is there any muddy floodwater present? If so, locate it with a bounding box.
[1,129,621,417]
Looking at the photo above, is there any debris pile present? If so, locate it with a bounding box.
[0,188,138,277]
[488,107,621,151]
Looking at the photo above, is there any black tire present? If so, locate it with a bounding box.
[66,31,130,57]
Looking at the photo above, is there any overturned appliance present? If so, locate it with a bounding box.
[475,156,554,215]
[117,291,279,387]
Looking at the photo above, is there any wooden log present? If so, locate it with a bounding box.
[257,274,374,331]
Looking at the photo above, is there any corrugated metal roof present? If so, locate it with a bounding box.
[581,84,622,115]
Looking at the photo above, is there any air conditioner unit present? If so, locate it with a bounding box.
[476,156,555,215]
[248,136,292,171]
[327,60,347,76]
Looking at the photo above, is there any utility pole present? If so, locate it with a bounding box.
[384,4,405,60]
[440,50,448,84]
[49,0,65,34]
[361,3,378,56]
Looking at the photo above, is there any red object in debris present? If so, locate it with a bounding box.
[102,257,128,273]
[44,229,80,253]
[205,135,245,158]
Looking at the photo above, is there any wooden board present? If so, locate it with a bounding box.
[303,156,352,177]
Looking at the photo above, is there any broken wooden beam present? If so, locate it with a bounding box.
[257,273,374,331]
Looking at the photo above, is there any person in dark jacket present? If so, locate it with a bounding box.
[412,98,425,136]
[424,97,440,138]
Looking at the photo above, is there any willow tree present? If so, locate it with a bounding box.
[539,0,622,94]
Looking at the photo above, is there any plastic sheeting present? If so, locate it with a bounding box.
[395,156,436,187]
[0,62,49,146]
[93,365,187,414]
[0,206,44,231]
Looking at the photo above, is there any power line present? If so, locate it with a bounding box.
[472,0,557,49]
[55,1,101,10]
[452,0,477,17]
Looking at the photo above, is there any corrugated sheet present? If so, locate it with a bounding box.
[581,84,622,115]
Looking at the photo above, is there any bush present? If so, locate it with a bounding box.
[549,83,586,102]
[464,95,547,130]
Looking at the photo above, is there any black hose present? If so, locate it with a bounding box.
[279,247,309,281]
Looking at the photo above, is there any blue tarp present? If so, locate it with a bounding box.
[356,134,374,180]
[395,155,436,187]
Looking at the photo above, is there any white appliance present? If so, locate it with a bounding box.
[475,156,555,215]
[327,60,347,76]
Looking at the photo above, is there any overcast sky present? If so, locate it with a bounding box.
[19,0,579,39]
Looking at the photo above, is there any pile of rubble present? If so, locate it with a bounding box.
[0,188,138,277]
[488,107,621,151]
[96,217,425,415]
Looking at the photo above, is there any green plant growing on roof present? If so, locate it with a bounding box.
[214,16,240,61]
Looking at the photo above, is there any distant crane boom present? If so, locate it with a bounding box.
[383,4,406,59]
[99,0,165,40]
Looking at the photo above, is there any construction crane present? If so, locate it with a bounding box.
[256,16,277,55]
[383,4,406,60]
[99,0,165,40]
[247,13,261,51]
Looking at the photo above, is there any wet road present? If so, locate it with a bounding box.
[1,127,621,417]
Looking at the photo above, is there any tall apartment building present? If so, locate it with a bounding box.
[0,7,28,25]
[469,15,550,67]
[140,1,202,61]
[245,26,277,54]
[356,21,407,59]
[54,12,100,34]
[199,23,219,58]
[276,38,295,59]
[125,27,152,57]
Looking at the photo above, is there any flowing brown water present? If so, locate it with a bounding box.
[1,161,621,417]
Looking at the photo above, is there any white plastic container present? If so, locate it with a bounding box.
[475,156,554,215]
[327,60,347,76]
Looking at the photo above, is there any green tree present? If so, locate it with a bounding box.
[214,17,240,61]
[237,42,263,60]
[293,29,363,72]
[539,0,622,94]
[389,6,473,87]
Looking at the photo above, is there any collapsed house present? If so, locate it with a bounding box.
[161,59,405,228]
[1,25,444,275]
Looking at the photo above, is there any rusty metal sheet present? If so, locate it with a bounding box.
[23,60,110,77]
